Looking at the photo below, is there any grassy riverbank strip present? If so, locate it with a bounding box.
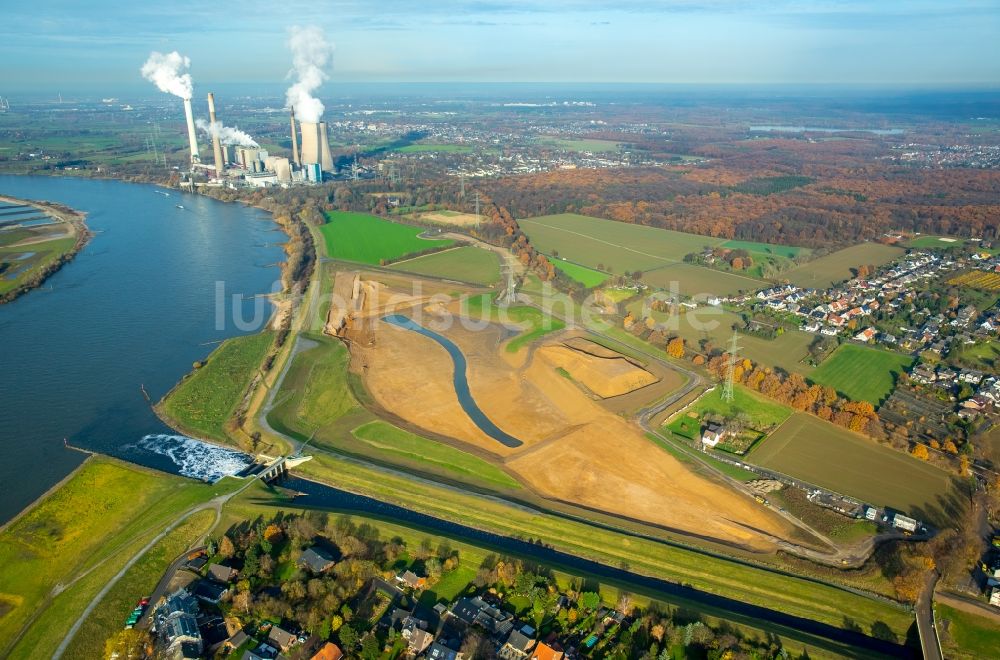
[0,456,237,656]
[157,331,275,445]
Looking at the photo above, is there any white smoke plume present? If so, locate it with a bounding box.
[285,26,334,123]
[195,119,258,147]
[140,51,193,99]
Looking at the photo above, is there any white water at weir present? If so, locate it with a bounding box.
[137,434,253,482]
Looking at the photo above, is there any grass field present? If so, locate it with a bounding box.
[0,457,232,656]
[389,246,501,285]
[785,243,904,288]
[160,331,274,443]
[45,509,216,660]
[721,240,808,259]
[395,143,474,153]
[641,262,762,297]
[748,413,961,522]
[936,604,1000,660]
[352,421,521,490]
[520,213,724,274]
[903,236,969,249]
[463,294,565,352]
[809,344,914,405]
[949,339,999,372]
[667,386,792,441]
[319,211,454,265]
[551,258,608,287]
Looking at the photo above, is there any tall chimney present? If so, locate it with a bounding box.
[289,107,300,166]
[319,122,334,172]
[299,121,320,166]
[207,93,225,178]
[182,97,200,164]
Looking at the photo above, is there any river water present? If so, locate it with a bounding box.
[0,175,283,523]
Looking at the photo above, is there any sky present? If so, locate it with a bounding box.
[1,0,998,91]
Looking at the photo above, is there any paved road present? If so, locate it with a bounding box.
[53,484,252,659]
[915,571,943,660]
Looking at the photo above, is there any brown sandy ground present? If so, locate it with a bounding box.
[535,341,658,398]
[342,284,800,551]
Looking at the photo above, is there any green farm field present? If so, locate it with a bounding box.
[748,413,962,522]
[552,258,608,287]
[389,246,501,285]
[785,243,904,288]
[903,236,969,249]
[160,331,274,443]
[721,240,809,259]
[520,213,724,273]
[809,344,914,405]
[641,262,762,297]
[319,211,454,265]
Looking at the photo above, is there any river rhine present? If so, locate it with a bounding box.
[0,175,283,523]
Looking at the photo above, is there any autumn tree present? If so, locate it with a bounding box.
[666,337,685,359]
[911,444,930,460]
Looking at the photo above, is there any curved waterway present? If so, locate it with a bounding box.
[283,476,906,657]
[382,314,523,448]
[0,176,282,523]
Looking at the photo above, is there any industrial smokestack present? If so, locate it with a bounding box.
[289,107,300,166]
[319,122,333,172]
[207,93,225,177]
[299,121,320,167]
[182,97,200,164]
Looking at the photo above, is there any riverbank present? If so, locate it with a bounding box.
[0,194,92,304]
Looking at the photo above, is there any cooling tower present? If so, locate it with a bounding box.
[298,121,320,167]
[289,108,300,166]
[182,97,200,164]
[207,93,225,178]
[319,122,333,172]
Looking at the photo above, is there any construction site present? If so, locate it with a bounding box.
[320,269,812,553]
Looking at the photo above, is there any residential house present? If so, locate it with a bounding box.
[498,625,537,660]
[208,563,239,583]
[193,580,229,605]
[311,642,344,660]
[991,587,1000,608]
[155,589,202,660]
[854,327,877,343]
[701,422,726,449]
[395,569,427,590]
[222,630,248,653]
[298,546,336,574]
[268,625,298,653]
[405,628,434,656]
[530,642,565,660]
[427,641,463,660]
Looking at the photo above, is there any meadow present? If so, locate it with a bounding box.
[0,457,234,657]
[641,262,762,297]
[319,211,454,265]
[720,239,808,259]
[809,344,913,405]
[0,235,76,295]
[748,413,961,523]
[539,137,622,153]
[160,331,274,443]
[520,213,724,273]
[784,243,904,288]
[389,246,501,286]
[903,236,968,249]
[551,258,609,287]
[935,604,1000,660]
